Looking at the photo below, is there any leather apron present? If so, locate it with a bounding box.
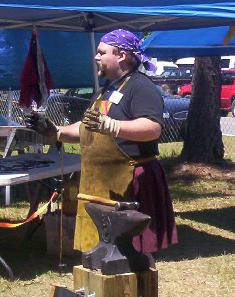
[74,78,136,252]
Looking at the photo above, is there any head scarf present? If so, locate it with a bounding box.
[100,29,156,72]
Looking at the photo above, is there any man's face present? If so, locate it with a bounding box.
[94,42,120,80]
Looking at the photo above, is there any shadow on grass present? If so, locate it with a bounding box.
[156,206,235,262]
[155,224,235,262]
[0,222,81,280]
[160,156,235,185]
[177,206,235,233]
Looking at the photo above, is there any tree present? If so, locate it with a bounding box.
[181,56,224,163]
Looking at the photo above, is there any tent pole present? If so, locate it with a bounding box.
[4,88,14,206]
[7,88,13,121]
[90,31,99,92]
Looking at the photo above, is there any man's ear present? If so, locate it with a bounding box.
[118,50,128,62]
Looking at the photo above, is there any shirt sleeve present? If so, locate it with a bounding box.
[130,80,164,126]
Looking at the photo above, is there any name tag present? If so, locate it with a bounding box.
[109,90,123,104]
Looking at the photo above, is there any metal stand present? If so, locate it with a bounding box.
[0,255,14,280]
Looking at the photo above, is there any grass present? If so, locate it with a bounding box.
[159,135,235,161]
[0,141,234,296]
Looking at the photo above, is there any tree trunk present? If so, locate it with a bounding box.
[181,57,224,163]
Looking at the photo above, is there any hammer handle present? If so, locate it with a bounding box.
[77,193,117,206]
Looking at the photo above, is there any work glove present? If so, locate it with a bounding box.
[82,108,121,137]
[25,111,60,143]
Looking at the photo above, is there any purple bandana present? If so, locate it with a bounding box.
[100,29,156,72]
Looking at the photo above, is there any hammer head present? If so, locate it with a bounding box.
[115,201,139,211]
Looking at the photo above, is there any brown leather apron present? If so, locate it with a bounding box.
[74,77,136,252]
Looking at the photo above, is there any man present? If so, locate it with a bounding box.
[26,29,178,254]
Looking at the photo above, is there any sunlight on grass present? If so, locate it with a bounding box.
[223,136,235,161]
[170,179,234,202]
[159,142,183,159]
[157,255,235,297]
[159,136,234,162]
[0,202,29,221]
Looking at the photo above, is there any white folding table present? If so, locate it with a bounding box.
[0,152,81,206]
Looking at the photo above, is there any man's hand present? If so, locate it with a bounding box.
[82,109,120,137]
[25,111,60,143]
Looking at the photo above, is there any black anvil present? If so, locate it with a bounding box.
[82,203,153,275]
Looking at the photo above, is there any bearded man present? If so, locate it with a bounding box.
[26,29,178,254]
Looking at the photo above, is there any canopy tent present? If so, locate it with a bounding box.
[0,0,235,32]
[0,0,235,89]
[141,26,235,59]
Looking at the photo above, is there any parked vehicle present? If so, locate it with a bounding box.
[152,67,193,95]
[177,71,235,116]
[157,86,190,142]
[221,56,235,70]
[46,88,93,125]
[176,56,235,70]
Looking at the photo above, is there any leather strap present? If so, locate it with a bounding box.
[129,155,158,166]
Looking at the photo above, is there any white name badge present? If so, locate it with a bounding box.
[109,90,123,104]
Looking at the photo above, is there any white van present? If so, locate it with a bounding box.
[176,57,195,66]
[139,58,178,76]
[176,56,235,70]
[221,56,235,70]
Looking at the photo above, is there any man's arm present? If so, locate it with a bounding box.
[82,109,162,141]
[118,117,161,142]
[58,121,81,143]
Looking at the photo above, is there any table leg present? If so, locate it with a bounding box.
[5,185,11,206]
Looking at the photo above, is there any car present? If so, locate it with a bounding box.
[232,99,235,117]
[46,89,93,125]
[152,67,193,95]
[177,70,235,117]
[156,86,190,143]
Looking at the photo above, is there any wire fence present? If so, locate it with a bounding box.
[0,89,234,159]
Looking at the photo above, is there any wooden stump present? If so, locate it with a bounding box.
[73,265,158,297]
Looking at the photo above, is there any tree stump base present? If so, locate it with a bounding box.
[73,265,158,297]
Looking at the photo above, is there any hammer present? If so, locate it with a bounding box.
[77,193,139,211]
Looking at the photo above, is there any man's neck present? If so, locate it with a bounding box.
[109,69,134,85]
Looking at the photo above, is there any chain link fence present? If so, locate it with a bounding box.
[0,89,234,159]
[0,90,89,126]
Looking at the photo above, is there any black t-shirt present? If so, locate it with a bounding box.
[92,71,164,158]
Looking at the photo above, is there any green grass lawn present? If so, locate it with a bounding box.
[0,140,234,296]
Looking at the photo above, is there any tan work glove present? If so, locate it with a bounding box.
[25,111,60,143]
[82,109,121,137]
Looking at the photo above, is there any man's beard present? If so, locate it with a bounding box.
[97,64,106,77]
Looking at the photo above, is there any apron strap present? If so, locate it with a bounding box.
[93,75,132,112]
[129,155,158,166]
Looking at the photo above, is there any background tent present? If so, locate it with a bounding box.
[0,1,235,89]
[0,30,102,89]
[141,26,235,59]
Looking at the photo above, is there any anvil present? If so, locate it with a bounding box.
[82,203,153,275]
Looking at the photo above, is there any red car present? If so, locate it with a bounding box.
[177,70,235,117]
